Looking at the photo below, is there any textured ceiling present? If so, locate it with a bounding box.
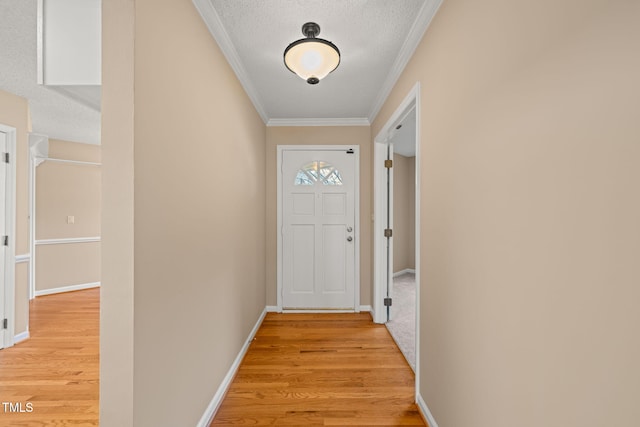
[0,0,441,144]
[0,0,101,145]
[198,0,441,124]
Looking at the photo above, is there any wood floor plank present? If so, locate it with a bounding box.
[211,313,425,426]
[0,289,99,426]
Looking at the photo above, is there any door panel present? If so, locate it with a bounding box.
[282,149,356,309]
[322,224,346,292]
[292,193,315,215]
[322,193,346,216]
[290,225,315,293]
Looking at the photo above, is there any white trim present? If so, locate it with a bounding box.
[35,281,100,297]
[372,83,422,399]
[28,138,39,299]
[15,254,31,264]
[267,118,370,127]
[197,307,268,427]
[13,331,30,344]
[393,268,416,277]
[35,237,101,246]
[414,85,423,401]
[276,145,360,312]
[29,133,49,161]
[367,0,442,123]
[416,394,439,427]
[265,305,279,313]
[373,142,387,324]
[36,157,101,167]
[191,0,269,124]
[1,124,17,350]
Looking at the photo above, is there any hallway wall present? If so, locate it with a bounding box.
[373,1,640,426]
[392,154,415,273]
[101,0,266,425]
[265,126,372,307]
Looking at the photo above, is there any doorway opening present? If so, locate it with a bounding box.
[373,83,420,379]
[385,106,417,371]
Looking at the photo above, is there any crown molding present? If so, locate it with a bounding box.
[191,0,269,124]
[367,0,443,123]
[267,118,370,127]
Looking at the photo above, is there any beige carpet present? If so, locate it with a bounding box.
[385,272,416,371]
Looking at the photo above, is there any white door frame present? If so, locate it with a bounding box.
[277,145,360,312]
[373,82,421,393]
[1,124,17,349]
[373,142,395,323]
[28,133,49,300]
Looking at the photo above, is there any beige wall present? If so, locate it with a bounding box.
[36,160,101,240]
[372,0,640,426]
[101,0,135,423]
[48,138,101,163]
[0,89,30,337]
[102,0,266,425]
[392,154,415,273]
[35,242,100,292]
[266,126,372,307]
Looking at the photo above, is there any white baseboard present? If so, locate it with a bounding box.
[394,268,416,277]
[266,306,372,314]
[14,331,30,344]
[417,393,439,427]
[196,307,268,427]
[34,282,100,297]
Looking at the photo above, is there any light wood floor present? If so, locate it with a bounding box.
[211,313,426,426]
[0,288,99,426]
[0,293,424,426]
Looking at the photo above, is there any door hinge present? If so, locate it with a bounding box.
[346,148,354,154]
[384,159,393,168]
[2,318,7,329]
[2,235,7,246]
[384,297,392,307]
[3,152,8,163]
[384,228,392,238]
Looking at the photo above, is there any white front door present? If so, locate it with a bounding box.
[281,148,357,309]
[0,131,7,348]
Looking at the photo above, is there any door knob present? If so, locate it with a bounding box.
[347,236,353,242]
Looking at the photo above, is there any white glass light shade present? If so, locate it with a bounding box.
[284,39,340,84]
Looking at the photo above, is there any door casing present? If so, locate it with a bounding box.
[277,145,360,312]
[372,82,421,396]
[1,124,17,350]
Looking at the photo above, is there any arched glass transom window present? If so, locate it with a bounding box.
[294,160,343,186]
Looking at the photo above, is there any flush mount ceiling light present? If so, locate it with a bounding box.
[283,22,340,85]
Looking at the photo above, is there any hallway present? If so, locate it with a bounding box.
[212,313,425,426]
